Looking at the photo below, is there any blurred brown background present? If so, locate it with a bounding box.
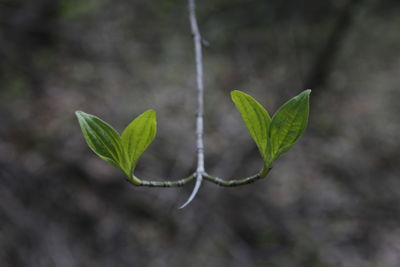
[1,0,400,266]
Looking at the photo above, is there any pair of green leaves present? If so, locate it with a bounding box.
[231,89,311,175]
[76,89,310,183]
[75,109,156,184]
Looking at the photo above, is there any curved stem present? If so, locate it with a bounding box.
[135,168,271,187]
[203,173,261,187]
[136,175,195,187]
[133,172,263,188]
[203,168,270,187]
[179,171,202,209]
[132,167,271,188]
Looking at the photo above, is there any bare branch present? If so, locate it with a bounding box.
[179,0,205,208]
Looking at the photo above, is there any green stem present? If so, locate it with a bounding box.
[203,167,270,187]
[134,167,271,188]
[203,173,261,187]
[137,175,195,187]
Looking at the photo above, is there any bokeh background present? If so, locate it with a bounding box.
[1,0,400,266]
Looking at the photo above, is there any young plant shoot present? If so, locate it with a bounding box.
[75,0,311,208]
[76,90,311,206]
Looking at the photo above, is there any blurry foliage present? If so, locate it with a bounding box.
[60,0,102,19]
[1,0,400,266]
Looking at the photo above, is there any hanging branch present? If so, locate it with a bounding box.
[75,0,311,208]
[179,0,206,209]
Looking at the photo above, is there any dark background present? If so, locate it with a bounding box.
[1,0,400,266]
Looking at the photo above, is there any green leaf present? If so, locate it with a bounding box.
[75,111,125,171]
[121,109,157,175]
[231,90,271,163]
[269,89,311,161]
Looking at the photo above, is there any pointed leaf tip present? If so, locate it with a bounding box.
[230,90,241,97]
[141,109,156,116]
[75,110,85,118]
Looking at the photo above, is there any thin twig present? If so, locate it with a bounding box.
[131,170,269,188]
[203,171,268,187]
[138,175,195,187]
[179,0,205,209]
